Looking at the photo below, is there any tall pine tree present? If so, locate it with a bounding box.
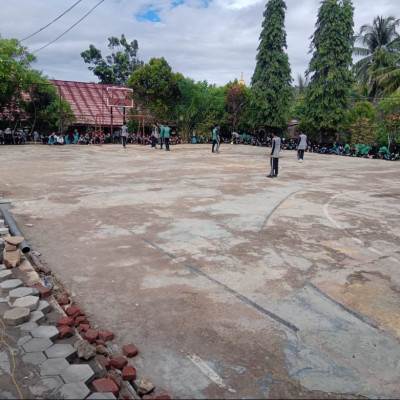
[302,0,354,139]
[250,0,292,133]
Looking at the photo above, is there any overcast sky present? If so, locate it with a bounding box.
[1,0,398,86]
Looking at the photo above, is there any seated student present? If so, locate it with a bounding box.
[77,134,85,145]
[73,131,79,144]
[56,134,65,145]
[343,143,351,155]
[64,134,70,144]
[93,134,101,144]
[48,132,57,145]
[378,146,391,160]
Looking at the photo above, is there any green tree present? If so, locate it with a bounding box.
[345,101,376,145]
[250,0,292,133]
[375,93,400,147]
[127,57,181,122]
[225,81,248,130]
[374,55,400,95]
[0,35,36,116]
[81,34,143,85]
[302,0,355,139]
[353,16,400,97]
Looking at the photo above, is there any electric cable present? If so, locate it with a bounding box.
[33,0,105,54]
[20,0,83,42]
[0,318,24,400]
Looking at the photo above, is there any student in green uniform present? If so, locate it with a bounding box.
[212,126,220,153]
[164,124,171,151]
[159,124,164,149]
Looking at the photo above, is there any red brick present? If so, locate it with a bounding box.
[98,330,114,342]
[57,325,73,339]
[92,378,119,397]
[96,339,106,346]
[109,356,128,369]
[74,316,89,327]
[156,396,172,400]
[57,294,70,306]
[142,396,156,400]
[122,365,136,381]
[31,283,52,298]
[83,329,98,344]
[56,317,74,327]
[107,373,123,389]
[96,355,110,370]
[66,305,84,319]
[78,324,90,333]
[123,344,138,358]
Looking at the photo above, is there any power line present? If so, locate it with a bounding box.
[33,0,105,54]
[20,0,84,42]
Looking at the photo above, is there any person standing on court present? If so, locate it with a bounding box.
[164,124,171,151]
[267,132,281,178]
[153,123,160,148]
[212,125,220,153]
[159,124,164,149]
[297,131,308,163]
[121,122,128,148]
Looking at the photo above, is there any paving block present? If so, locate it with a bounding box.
[22,351,47,366]
[17,335,32,347]
[9,287,38,302]
[92,378,119,397]
[3,236,24,245]
[23,337,53,353]
[37,300,51,314]
[96,355,110,370]
[61,364,95,384]
[4,307,30,326]
[19,321,38,331]
[123,344,139,358]
[109,356,127,369]
[29,376,64,398]
[0,270,12,282]
[87,393,117,400]
[122,365,136,381]
[0,228,9,235]
[29,310,45,324]
[40,358,70,377]
[57,325,73,339]
[0,264,5,271]
[3,250,21,268]
[31,283,51,298]
[57,382,90,400]
[45,344,77,361]
[98,331,114,342]
[57,316,74,327]
[12,295,39,311]
[31,325,60,341]
[0,279,23,290]
[66,305,83,318]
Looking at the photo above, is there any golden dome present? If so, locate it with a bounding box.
[239,72,245,86]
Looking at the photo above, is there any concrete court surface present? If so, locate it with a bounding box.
[1,143,400,399]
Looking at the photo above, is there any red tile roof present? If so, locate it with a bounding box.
[50,80,132,126]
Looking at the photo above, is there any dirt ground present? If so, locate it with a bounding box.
[1,143,400,399]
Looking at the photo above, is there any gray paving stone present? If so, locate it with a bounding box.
[40,358,70,377]
[31,325,59,341]
[0,228,8,235]
[22,351,47,366]
[23,337,53,353]
[18,321,38,331]
[57,382,90,400]
[45,344,77,361]
[4,307,30,326]
[0,270,12,282]
[87,393,117,400]
[17,334,32,347]
[61,364,95,384]
[29,310,45,324]
[37,300,51,314]
[0,279,23,290]
[12,295,39,311]
[30,376,64,397]
[0,294,9,303]
[0,264,5,271]
[9,287,38,302]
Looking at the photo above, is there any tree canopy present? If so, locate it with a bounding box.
[81,34,143,85]
[250,0,292,133]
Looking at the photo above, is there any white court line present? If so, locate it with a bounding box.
[187,354,236,393]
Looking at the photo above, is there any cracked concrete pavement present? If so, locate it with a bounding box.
[1,143,399,398]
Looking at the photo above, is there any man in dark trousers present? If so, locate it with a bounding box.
[164,124,171,151]
[267,132,281,178]
[297,131,308,163]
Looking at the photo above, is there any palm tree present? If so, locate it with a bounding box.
[375,56,400,95]
[353,16,400,97]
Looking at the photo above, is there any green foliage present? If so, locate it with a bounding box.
[81,35,143,85]
[0,34,36,115]
[128,57,182,122]
[375,93,400,147]
[250,0,292,133]
[303,0,355,139]
[345,101,376,145]
[353,16,400,97]
[225,83,248,130]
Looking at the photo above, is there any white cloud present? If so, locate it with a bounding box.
[1,0,399,86]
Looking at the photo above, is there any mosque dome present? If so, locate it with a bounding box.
[239,72,245,86]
